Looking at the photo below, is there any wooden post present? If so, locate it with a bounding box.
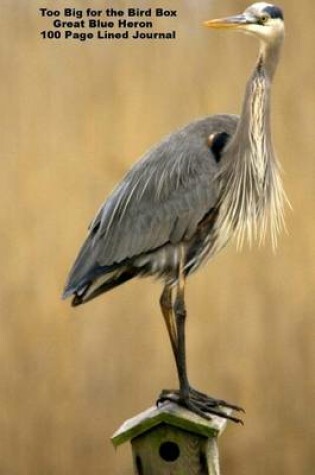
[111,402,231,474]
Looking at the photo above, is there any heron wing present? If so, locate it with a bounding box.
[64,114,238,293]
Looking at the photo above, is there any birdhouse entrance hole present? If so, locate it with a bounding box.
[159,440,180,462]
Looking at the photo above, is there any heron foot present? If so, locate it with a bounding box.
[157,387,244,424]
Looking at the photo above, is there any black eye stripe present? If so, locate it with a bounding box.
[263,5,284,20]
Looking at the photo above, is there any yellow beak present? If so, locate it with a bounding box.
[204,14,251,30]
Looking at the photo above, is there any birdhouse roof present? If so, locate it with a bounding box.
[111,402,230,447]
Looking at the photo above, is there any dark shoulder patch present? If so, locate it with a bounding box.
[263,5,284,20]
[207,131,230,163]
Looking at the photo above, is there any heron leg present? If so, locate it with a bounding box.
[157,251,244,423]
[160,285,178,362]
[160,250,189,395]
[174,267,190,398]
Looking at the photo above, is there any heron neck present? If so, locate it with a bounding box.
[217,46,274,238]
[214,36,285,250]
[230,37,283,152]
[258,37,283,81]
[229,60,272,162]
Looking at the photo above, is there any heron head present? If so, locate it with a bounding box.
[204,2,284,44]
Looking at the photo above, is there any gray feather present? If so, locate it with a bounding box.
[63,114,238,295]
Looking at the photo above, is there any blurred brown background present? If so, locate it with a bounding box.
[0,0,314,473]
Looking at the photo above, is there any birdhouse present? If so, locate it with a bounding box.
[111,402,231,475]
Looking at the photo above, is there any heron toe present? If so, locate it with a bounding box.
[157,387,244,424]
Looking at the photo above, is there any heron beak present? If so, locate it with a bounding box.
[204,14,253,30]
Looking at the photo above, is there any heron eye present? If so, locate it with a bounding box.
[259,14,269,24]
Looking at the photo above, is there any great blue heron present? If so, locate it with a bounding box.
[63,2,286,423]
